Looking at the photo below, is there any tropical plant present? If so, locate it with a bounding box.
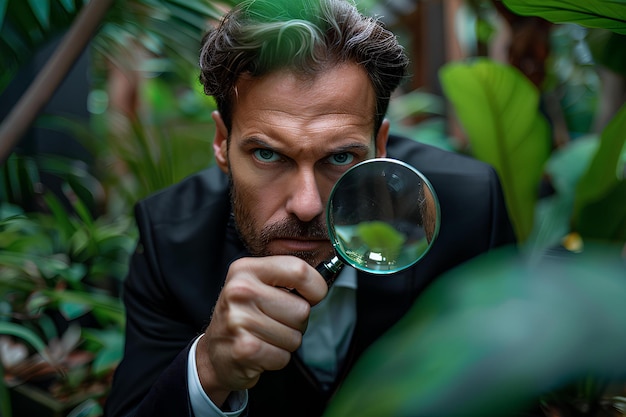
[502,0,626,35]
[437,0,626,249]
[0,190,134,417]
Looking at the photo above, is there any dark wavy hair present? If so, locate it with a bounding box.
[199,0,409,134]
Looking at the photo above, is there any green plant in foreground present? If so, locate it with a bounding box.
[324,243,626,417]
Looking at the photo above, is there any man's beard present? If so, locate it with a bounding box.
[230,176,333,267]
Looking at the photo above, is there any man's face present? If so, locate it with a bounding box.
[213,63,389,267]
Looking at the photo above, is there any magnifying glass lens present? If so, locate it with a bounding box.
[327,159,439,275]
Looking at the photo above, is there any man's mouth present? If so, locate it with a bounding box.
[269,237,329,253]
[270,237,330,247]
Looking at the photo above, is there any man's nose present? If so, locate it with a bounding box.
[286,168,324,222]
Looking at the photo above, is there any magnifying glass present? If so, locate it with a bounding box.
[316,158,441,286]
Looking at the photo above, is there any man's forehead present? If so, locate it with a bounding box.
[231,63,376,121]
[234,66,330,95]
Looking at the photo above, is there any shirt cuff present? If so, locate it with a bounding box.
[188,334,248,417]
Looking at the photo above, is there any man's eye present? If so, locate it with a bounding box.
[328,153,354,166]
[253,149,280,162]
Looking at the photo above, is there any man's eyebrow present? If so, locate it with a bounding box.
[238,137,372,154]
[331,142,371,154]
[239,136,275,149]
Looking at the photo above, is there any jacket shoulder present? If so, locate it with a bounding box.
[136,166,229,226]
[387,134,494,177]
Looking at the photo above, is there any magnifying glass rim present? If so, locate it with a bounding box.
[326,157,441,274]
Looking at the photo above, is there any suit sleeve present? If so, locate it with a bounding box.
[104,202,199,417]
[485,165,517,248]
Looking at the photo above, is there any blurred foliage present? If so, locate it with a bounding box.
[587,30,626,78]
[0,0,237,94]
[0,0,87,93]
[502,0,626,35]
[544,23,600,137]
[325,243,626,417]
[0,149,102,214]
[37,74,217,215]
[0,193,134,416]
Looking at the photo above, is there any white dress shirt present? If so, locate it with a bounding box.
[187,267,358,417]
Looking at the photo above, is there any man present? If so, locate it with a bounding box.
[105,0,516,416]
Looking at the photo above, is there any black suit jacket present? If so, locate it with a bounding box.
[104,135,516,417]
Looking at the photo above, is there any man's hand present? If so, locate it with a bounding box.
[196,255,328,406]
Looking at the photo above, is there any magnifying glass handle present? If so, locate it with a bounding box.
[316,255,344,288]
[289,256,344,299]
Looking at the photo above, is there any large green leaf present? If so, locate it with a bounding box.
[439,58,551,242]
[502,0,626,35]
[324,243,626,417]
[573,103,626,241]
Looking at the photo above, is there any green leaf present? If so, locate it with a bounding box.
[58,0,76,14]
[26,292,52,314]
[27,0,51,29]
[84,328,124,375]
[0,0,8,32]
[546,136,599,197]
[59,300,91,321]
[42,192,75,242]
[63,183,94,227]
[575,181,626,241]
[439,59,551,242]
[60,263,87,284]
[165,0,226,20]
[44,289,125,327]
[525,136,599,252]
[587,29,626,77]
[66,399,102,417]
[573,103,626,241]
[502,0,626,35]
[574,103,626,206]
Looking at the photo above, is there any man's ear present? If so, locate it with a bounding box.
[212,111,229,173]
[375,119,390,158]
